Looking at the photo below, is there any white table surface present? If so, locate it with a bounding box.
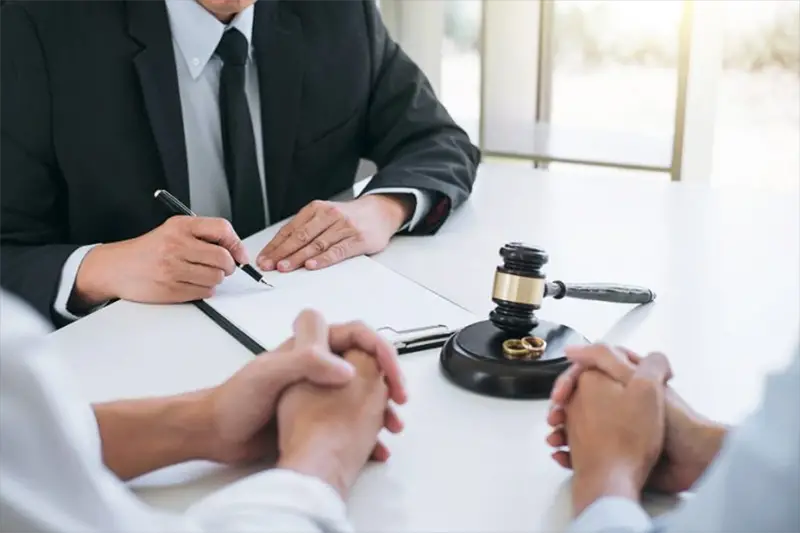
[47,163,800,532]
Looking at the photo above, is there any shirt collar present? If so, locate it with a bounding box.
[165,0,255,80]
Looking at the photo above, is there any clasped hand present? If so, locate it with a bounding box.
[547,345,728,514]
[197,310,406,497]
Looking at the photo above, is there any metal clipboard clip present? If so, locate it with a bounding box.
[377,324,457,354]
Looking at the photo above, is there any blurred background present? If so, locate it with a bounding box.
[381,0,799,189]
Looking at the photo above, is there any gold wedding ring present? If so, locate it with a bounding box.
[502,336,547,360]
[502,339,530,359]
[521,336,547,359]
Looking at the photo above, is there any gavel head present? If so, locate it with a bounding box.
[489,243,548,335]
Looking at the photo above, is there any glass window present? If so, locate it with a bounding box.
[711,0,799,190]
[441,0,482,143]
[549,0,682,139]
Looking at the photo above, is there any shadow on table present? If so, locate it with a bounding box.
[598,301,656,345]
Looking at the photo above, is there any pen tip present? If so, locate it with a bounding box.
[154,190,162,198]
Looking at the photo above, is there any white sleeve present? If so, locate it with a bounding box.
[52,244,109,321]
[568,497,654,533]
[361,187,433,232]
[0,292,352,533]
[565,348,800,533]
[186,469,352,532]
[663,348,800,533]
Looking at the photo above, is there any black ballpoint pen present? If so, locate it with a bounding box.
[154,189,273,288]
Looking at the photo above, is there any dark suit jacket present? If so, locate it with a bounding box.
[0,0,480,324]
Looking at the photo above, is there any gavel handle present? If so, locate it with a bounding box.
[545,281,656,304]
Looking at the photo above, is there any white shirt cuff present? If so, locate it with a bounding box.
[361,187,433,232]
[53,244,109,322]
[186,468,353,532]
[569,497,653,533]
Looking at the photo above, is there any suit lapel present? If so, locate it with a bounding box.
[253,2,306,221]
[126,1,191,206]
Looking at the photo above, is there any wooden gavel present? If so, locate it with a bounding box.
[489,243,656,335]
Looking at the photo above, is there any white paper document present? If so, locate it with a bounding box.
[205,256,477,350]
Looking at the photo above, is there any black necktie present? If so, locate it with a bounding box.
[216,28,266,238]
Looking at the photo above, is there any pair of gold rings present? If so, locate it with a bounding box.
[502,336,547,360]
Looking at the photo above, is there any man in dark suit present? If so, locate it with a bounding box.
[0,0,479,326]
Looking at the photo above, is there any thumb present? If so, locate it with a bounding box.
[565,344,636,383]
[301,346,355,386]
[290,310,354,386]
[269,345,355,390]
[293,309,328,348]
[629,352,673,387]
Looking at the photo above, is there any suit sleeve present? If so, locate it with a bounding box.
[1,3,79,324]
[359,0,481,235]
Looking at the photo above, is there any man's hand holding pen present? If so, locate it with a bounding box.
[72,216,249,309]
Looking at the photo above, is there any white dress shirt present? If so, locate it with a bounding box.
[54,0,432,321]
[569,347,800,533]
[0,291,352,532]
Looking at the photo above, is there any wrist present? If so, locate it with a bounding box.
[73,243,120,305]
[359,194,413,232]
[572,464,642,516]
[687,418,729,472]
[665,388,729,479]
[186,389,228,462]
[277,443,350,500]
[94,391,214,481]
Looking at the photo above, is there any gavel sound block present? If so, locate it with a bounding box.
[440,243,656,399]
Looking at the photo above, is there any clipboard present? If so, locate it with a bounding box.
[195,302,458,356]
[195,256,475,356]
[378,324,458,355]
[193,300,266,355]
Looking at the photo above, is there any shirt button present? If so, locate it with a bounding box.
[192,58,200,67]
